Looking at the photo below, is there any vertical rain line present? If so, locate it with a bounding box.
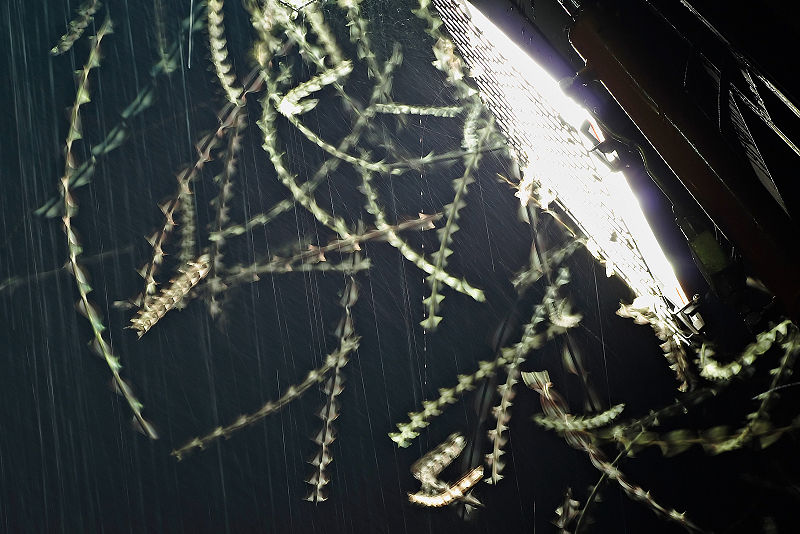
[475,166,495,272]
[383,123,422,410]
[277,370,294,530]
[592,259,613,407]
[293,101,326,367]
[366,271,407,534]
[178,35,194,156]
[187,0,194,68]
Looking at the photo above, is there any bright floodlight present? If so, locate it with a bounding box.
[435,0,687,308]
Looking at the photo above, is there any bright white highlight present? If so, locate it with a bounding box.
[437,0,687,307]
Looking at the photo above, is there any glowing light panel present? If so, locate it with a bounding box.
[435,0,687,308]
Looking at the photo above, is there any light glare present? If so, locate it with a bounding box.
[438,0,687,308]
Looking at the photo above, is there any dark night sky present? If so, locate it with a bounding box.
[1,1,798,533]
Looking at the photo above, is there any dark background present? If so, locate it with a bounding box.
[1,1,798,532]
